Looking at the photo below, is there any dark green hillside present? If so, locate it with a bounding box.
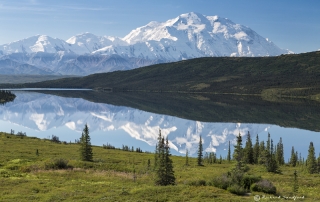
[1,51,320,98]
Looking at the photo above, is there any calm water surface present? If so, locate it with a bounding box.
[0,91,319,160]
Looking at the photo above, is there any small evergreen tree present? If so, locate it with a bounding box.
[164,137,175,185]
[258,141,266,164]
[197,136,203,166]
[185,149,189,166]
[276,137,285,165]
[79,124,93,161]
[154,129,162,170]
[253,134,260,164]
[243,131,254,164]
[233,133,245,170]
[265,139,279,173]
[293,170,299,193]
[290,146,297,166]
[227,141,231,162]
[154,130,175,185]
[147,159,151,169]
[307,142,317,174]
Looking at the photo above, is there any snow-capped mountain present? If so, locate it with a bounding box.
[0,92,271,155]
[0,12,290,75]
[0,35,71,54]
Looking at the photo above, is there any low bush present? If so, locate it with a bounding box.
[227,184,247,195]
[242,174,261,190]
[251,179,277,194]
[45,158,72,170]
[211,174,232,190]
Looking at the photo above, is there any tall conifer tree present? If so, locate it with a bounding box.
[79,124,93,161]
[227,141,231,162]
[276,137,285,165]
[164,137,175,185]
[307,142,317,174]
[197,136,203,166]
[244,131,254,164]
[290,146,297,166]
[233,133,245,170]
[185,149,189,166]
[253,134,260,164]
[154,129,175,185]
[258,141,266,164]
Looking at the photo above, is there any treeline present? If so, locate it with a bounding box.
[199,132,320,174]
[49,133,145,154]
[0,90,16,104]
[227,132,320,174]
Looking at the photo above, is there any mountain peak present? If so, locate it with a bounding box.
[0,12,292,75]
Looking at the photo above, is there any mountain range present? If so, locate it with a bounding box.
[0,12,290,75]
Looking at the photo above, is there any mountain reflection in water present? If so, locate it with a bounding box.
[0,91,319,159]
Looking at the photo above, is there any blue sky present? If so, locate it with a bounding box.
[0,0,319,53]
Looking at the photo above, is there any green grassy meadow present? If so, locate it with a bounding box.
[0,132,319,201]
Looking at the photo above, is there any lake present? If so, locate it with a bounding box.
[0,90,319,160]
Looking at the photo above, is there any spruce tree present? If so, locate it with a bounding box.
[79,124,93,161]
[307,142,317,174]
[154,129,163,170]
[253,134,260,164]
[276,137,285,165]
[197,136,203,166]
[290,146,297,166]
[258,141,266,164]
[155,136,166,185]
[154,130,175,185]
[185,149,189,166]
[164,137,175,185]
[233,133,245,170]
[293,170,299,193]
[265,139,279,173]
[243,131,254,164]
[227,141,231,162]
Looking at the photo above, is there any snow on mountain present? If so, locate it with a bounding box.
[119,12,287,58]
[0,35,72,55]
[0,92,271,155]
[66,32,128,55]
[0,12,291,75]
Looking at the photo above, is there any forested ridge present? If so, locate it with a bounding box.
[1,51,320,99]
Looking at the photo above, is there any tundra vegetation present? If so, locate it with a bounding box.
[0,127,319,201]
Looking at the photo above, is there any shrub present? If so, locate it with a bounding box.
[251,179,277,194]
[103,143,116,149]
[227,184,247,195]
[45,158,72,170]
[51,135,60,143]
[211,174,232,190]
[242,175,261,190]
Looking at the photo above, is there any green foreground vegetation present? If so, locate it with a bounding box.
[1,131,319,201]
